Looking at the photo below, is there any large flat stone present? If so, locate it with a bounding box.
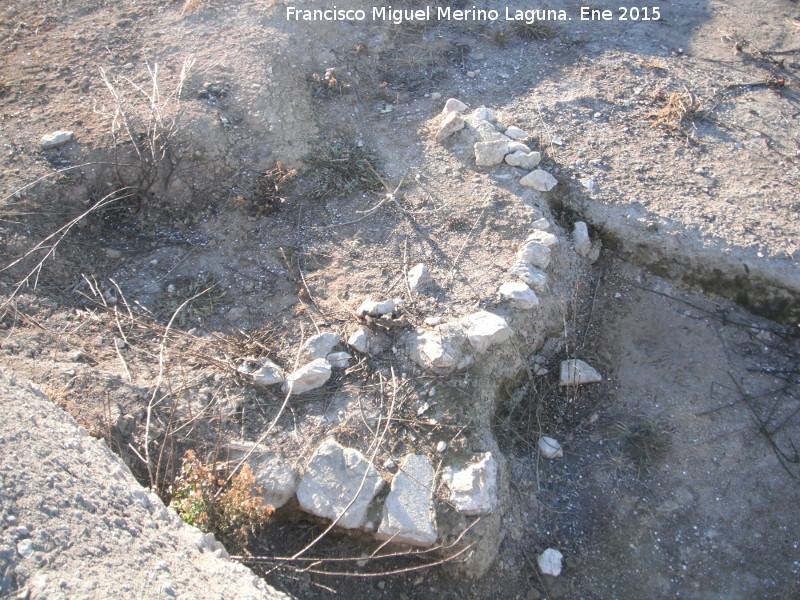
[296,438,385,530]
[376,454,437,547]
[441,453,500,516]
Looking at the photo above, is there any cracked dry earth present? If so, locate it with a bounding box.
[1,0,800,599]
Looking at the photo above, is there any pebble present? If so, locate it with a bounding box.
[430,92,442,101]
[436,441,448,453]
[519,169,558,192]
[41,131,74,149]
[559,359,602,385]
[538,548,564,576]
[17,539,34,559]
[538,436,563,459]
[383,459,397,471]
[443,98,468,114]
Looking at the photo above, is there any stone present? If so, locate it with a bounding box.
[430,92,442,101]
[538,436,563,459]
[423,316,445,327]
[357,298,395,317]
[225,443,298,509]
[538,548,564,576]
[504,125,528,139]
[348,327,373,353]
[240,357,284,387]
[282,358,332,395]
[417,322,473,372]
[296,438,385,529]
[408,264,433,290]
[472,106,494,121]
[559,359,602,385]
[573,221,591,258]
[531,217,551,230]
[461,311,513,353]
[506,141,531,154]
[505,150,542,170]
[474,140,510,166]
[499,282,539,309]
[435,112,465,142]
[525,230,559,248]
[300,332,340,362]
[443,98,468,114]
[326,352,352,368]
[376,454,437,547]
[40,131,74,149]
[435,441,447,453]
[441,453,499,515]
[516,241,552,270]
[508,262,549,293]
[16,538,33,559]
[520,169,558,192]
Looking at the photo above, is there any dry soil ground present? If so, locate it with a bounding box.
[1,0,799,599]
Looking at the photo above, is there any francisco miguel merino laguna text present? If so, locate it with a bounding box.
[285,6,570,25]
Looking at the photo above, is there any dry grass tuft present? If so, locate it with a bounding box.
[647,90,705,134]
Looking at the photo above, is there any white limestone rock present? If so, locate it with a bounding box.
[525,230,559,248]
[505,150,542,170]
[408,263,433,290]
[507,262,549,293]
[238,357,284,387]
[559,359,602,386]
[474,140,510,166]
[297,438,385,530]
[506,141,531,154]
[357,298,396,317]
[573,221,592,258]
[516,241,552,269]
[282,358,332,395]
[435,112,465,142]
[441,452,499,515]
[225,443,298,509]
[538,548,564,576]
[499,282,539,310]
[41,130,74,149]
[531,217,551,230]
[504,125,528,139]
[376,454,437,547]
[416,322,473,372]
[472,106,494,121]
[300,332,340,362]
[443,98,469,114]
[520,169,558,192]
[326,351,352,368]
[461,311,513,354]
[348,327,373,353]
[538,436,563,459]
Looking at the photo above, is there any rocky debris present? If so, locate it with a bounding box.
[538,436,564,459]
[464,111,506,143]
[0,373,289,600]
[348,326,373,353]
[474,140,510,166]
[538,548,564,576]
[442,453,499,515]
[504,125,528,140]
[326,351,352,368]
[225,443,298,509]
[435,112,465,142]
[282,358,332,395]
[40,130,74,149]
[198,81,230,99]
[357,298,396,317]
[499,281,540,309]
[559,359,602,385]
[296,438,385,530]
[300,332,340,362]
[525,230,559,248]
[461,311,513,354]
[473,106,494,121]
[376,454,437,547]
[443,98,468,114]
[238,358,284,386]
[505,150,542,169]
[408,263,433,290]
[520,169,558,192]
[508,261,549,293]
[414,322,474,373]
[516,241,552,270]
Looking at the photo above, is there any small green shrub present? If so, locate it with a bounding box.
[302,141,383,200]
[170,450,274,551]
